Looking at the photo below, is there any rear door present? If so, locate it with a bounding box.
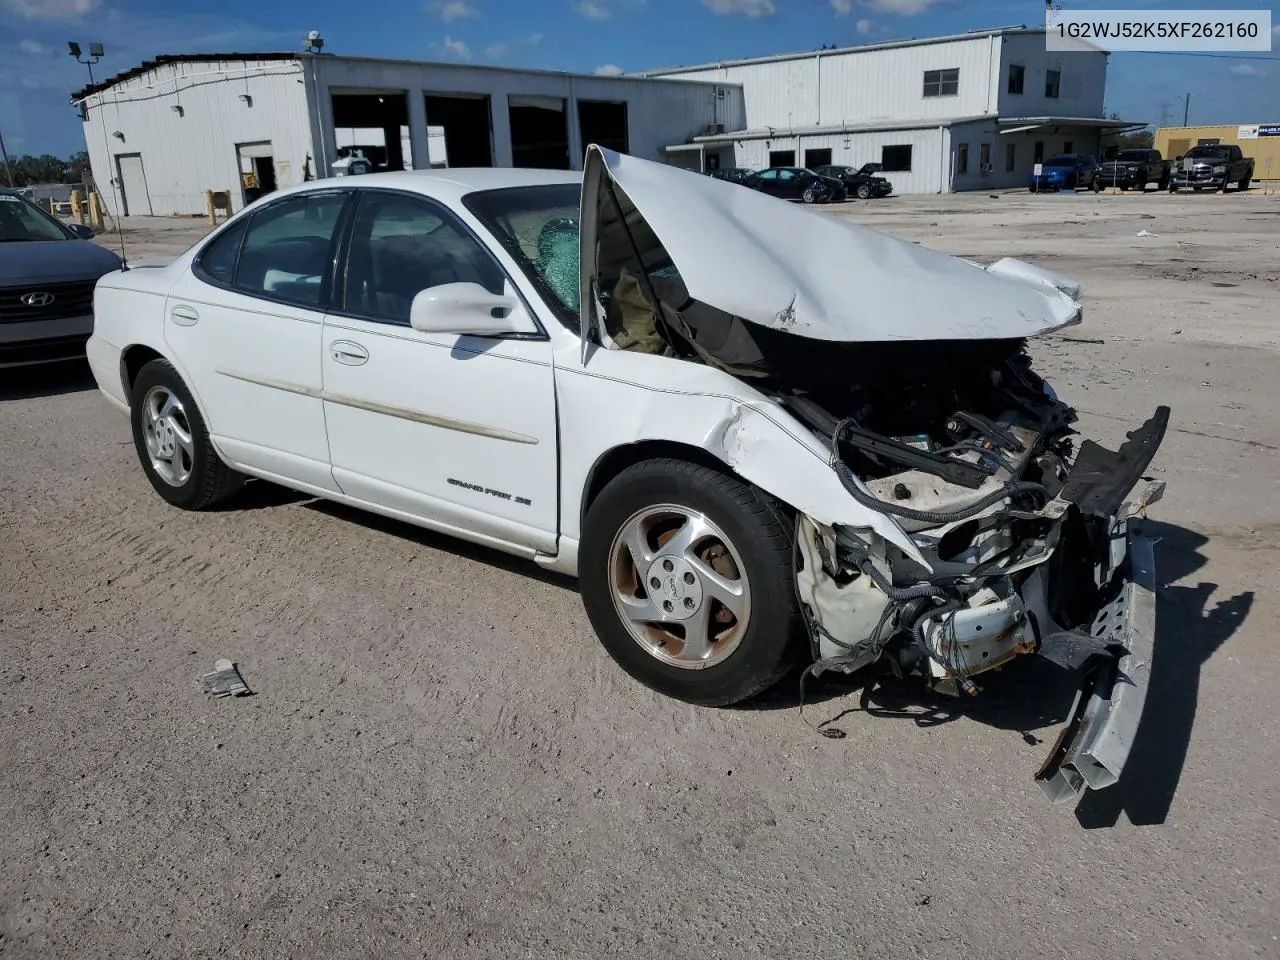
[163,188,352,493]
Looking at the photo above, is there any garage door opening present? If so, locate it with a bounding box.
[425,93,493,167]
[509,95,570,169]
[577,100,628,160]
[237,141,277,205]
[330,91,410,172]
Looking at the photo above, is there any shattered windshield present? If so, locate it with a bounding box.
[464,184,582,330]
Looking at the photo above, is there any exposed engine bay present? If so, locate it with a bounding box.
[582,147,1168,802]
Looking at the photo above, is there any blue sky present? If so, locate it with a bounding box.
[2,0,1278,157]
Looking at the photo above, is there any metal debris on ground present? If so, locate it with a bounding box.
[1135,229,1159,237]
[199,658,251,697]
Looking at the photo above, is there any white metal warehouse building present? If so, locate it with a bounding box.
[74,53,745,216]
[637,27,1134,194]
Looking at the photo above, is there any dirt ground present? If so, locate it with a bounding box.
[2,186,1278,959]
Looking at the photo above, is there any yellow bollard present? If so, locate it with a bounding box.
[49,198,57,215]
[205,189,216,225]
[70,190,84,224]
[88,192,105,231]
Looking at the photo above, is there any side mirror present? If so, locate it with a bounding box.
[68,223,96,239]
[408,282,530,337]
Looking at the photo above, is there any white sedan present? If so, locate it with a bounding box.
[87,148,1168,804]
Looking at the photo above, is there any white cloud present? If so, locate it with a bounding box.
[19,39,49,54]
[863,0,939,14]
[702,0,774,17]
[856,17,874,33]
[484,32,541,59]
[441,36,472,59]
[427,0,479,23]
[574,0,610,18]
[830,0,853,13]
[1228,63,1266,77]
[1,0,97,19]
[20,77,41,88]
[594,63,624,75]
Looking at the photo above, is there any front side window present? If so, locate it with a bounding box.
[463,183,582,331]
[1045,69,1061,98]
[230,192,349,307]
[343,192,505,324]
[923,68,959,97]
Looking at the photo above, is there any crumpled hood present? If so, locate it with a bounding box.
[580,146,1082,344]
[0,239,124,286]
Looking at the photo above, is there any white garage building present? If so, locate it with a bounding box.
[74,52,745,216]
[638,27,1135,194]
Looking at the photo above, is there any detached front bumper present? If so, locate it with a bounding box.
[1035,517,1156,803]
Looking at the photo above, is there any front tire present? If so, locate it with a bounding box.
[130,359,244,510]
[856,183,872,200]
[1238,173,1251,191]
[801,186,817,204]
[579,459,804,706]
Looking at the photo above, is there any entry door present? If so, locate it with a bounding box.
[163,189,352,494]
[320,190,558,552]
[115,154,152,216]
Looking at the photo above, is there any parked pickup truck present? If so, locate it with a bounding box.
[1169,143,1254,193]
[1098,148,1171,191]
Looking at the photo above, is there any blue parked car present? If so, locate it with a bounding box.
[1027,154,1103,193]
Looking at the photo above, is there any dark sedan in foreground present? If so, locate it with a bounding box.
[1,190,123,368]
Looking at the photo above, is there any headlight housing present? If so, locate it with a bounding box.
[1213,165,1227,174]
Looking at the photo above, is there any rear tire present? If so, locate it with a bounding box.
[130,359,244,510]
[579,459,805,706]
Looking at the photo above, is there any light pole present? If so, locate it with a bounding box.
[0,125,15,188]
[68,41,104,85]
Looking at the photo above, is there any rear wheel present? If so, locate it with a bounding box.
[130,359,243,509]
[579,459,804,706]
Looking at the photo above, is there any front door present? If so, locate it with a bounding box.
[115,154,152,216]
[320,190,558,553]
[163,188,351,493]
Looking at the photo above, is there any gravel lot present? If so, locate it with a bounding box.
[3,187,1278,959]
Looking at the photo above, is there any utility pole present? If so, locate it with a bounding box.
[0,124,14,188]
[1183,92,1190,127]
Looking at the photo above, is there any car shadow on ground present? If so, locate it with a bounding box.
[0,359,97,401]
[750,520,1251,827]
[304,499,579,592]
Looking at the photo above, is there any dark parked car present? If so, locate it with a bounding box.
[707,167,755,185]
[1098,148,1171,191]
[812,163,894,199]
[0,189,123,368]
[1027,154,1102,192]
[1169,143,1254,193]
[742,167,846,203]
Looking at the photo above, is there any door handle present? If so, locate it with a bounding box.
[170,305,199,326]
[329,340,369,365]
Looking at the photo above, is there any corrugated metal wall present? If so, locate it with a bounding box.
[1154,125,1280,180]
[82,58,313,217]
[996,33,1107,119]
[652,36,996,129]
[727,126,949,194]
[947,119,1101,192]
[307,58,745,173]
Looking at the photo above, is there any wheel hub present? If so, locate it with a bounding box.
[644,554,704,621]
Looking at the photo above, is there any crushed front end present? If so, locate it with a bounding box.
[783,339,1168,804]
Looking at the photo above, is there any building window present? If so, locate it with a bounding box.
[1063,140,1073,154]
[1045,69,1061,98]
[956,142,969,174]
[922,68,959,98]
[979,142,991,170]
[768,149,795,166]
[1005,142,1017,172]
[1008,64,1025,95]
[804,147,832,167]
[881,144,912,171]
[1034,141,1045,164]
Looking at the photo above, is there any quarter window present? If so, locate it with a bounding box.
[922,68,959,97]
[342,192,505,324]
[196,219,248,285]
[232,192,348,307]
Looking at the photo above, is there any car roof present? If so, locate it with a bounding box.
[254,167,583,208]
